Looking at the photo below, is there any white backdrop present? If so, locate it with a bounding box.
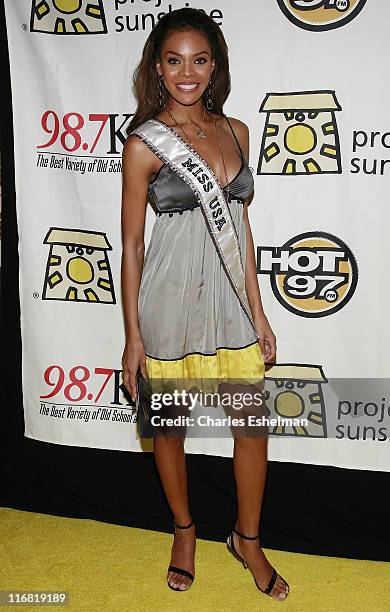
[4,0,389,471]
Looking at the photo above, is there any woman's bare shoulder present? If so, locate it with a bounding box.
[123,132,149,154]
[122,131,159,175]
[225,116,249,137]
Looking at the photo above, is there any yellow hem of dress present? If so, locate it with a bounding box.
[145,342,265,393]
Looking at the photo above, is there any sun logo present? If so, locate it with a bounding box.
[30,0,107,35]
[42,228,115,303]
[276,0,367,32]
[257,90,342,175]
[265,364,328,437]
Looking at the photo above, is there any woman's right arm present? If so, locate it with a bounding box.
[120,134,156,401]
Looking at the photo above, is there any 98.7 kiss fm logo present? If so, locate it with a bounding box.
[39,363,137,424]
[36,110,129,174]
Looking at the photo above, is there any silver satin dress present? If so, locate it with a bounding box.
[135,117,265,390]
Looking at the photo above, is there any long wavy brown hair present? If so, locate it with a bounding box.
[126,8,231,135]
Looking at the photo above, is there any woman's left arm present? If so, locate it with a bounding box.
[230,118,276,363]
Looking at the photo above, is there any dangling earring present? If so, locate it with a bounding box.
[158,74,165,108]
[206,77,214,111]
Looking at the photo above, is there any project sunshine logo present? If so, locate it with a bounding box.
[264,363,328,437]
[30,0,107,34]
[276,0,367,32]
[257,90,342,176]
[42,228,116,303]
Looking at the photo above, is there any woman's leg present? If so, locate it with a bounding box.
[153,435,196,590]
[232,436,288,600]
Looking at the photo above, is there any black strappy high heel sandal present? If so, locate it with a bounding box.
[226,527,289,600]
[167,519,195,591]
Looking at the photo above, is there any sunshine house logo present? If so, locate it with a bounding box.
[42,228,115,303]
[276,0,367,31]
[265,363,328,437]
[257,90,342,175]
[30,0,107,35]
[257,231,358,317]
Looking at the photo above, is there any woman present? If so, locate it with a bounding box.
[121,7,289,600]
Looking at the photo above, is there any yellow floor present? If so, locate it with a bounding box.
[1,507,389,611]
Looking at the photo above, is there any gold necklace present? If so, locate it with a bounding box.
[165,107,209,140]
[166,109,231,202]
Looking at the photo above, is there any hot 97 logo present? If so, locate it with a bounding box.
[276,0,367,31]
[257,232,358,317]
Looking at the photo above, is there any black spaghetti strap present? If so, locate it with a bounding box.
[224,115,244,160]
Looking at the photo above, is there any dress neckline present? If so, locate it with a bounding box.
[152,117,244,192]
[149,155,246,190]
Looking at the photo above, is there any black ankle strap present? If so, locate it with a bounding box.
[233,527,259,540]
[174,519,194,529]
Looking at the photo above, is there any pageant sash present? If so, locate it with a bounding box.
[131,119,259,339]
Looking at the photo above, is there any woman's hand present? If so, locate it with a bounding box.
[122,337,148,402]
[255,315,276,363]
